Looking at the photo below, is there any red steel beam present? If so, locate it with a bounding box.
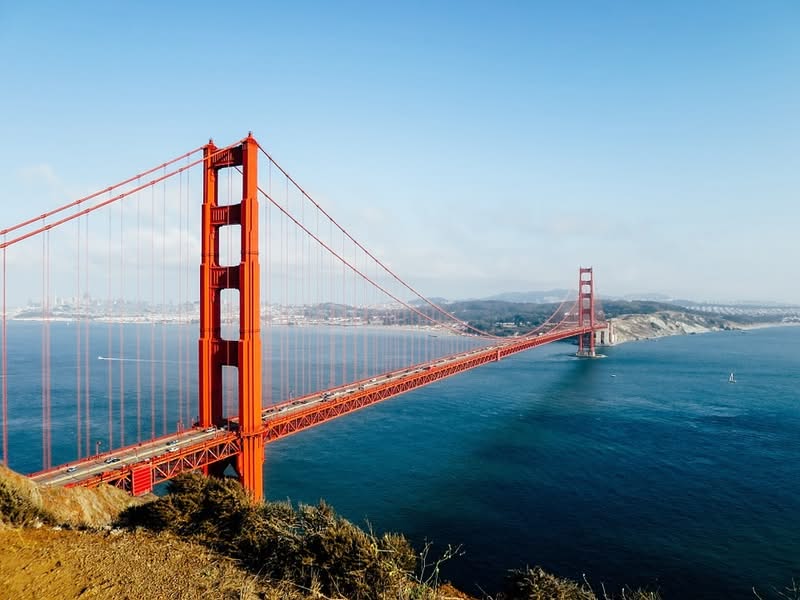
[67,433,240,493]
[57,323,605,494]
[260,325,602,442]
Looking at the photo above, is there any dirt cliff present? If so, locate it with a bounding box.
[608,310,736,344]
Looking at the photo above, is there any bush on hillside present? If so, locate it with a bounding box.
[0,477,49,526]
[118,473,420,600]
[498,567,661,600]
[499,567,596,600]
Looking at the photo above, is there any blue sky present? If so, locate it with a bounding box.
[1,1,798,303]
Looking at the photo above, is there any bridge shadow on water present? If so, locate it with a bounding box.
[400,352,615,594]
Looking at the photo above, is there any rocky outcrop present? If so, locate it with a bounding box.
[607,310,736,344]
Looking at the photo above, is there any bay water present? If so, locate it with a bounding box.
[3,322,799,598]
[265,326,800,598]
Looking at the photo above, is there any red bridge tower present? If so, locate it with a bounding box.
[576,267,596,357]
[198,135,264,501]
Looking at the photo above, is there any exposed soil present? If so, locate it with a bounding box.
[0,526,479,600]
[0,527,272,600]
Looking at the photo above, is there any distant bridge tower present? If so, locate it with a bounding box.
[198,135,264,501]
[576,267,596,357]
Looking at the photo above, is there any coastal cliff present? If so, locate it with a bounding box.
[605,310,737,344]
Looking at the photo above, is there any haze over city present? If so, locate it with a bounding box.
[1,2,797,303]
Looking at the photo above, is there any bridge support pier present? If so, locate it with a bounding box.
[199,134,264,501]
[576,267,597,358]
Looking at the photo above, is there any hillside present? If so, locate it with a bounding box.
[0,528,279,600]
[0,466,473,600]
[0,466,663,600]
[608,310,737,344]
[0,463,143,527]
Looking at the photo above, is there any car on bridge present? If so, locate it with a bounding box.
[104,457,120,464]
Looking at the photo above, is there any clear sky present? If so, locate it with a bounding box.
[1,1,798,303]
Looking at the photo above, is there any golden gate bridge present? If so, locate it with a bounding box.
[0,134,604,501]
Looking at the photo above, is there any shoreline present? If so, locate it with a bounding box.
[603,311,799,347]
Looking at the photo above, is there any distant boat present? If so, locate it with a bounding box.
[729,372,736,384]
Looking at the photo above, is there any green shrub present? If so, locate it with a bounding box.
[498,567,661,600]
[0,478,49,526]
[500,566,596,600]
[118,474,419,600]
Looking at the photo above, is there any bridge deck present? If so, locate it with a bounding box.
[30,324,604,493]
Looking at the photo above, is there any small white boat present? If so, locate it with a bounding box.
[729,372,736,384]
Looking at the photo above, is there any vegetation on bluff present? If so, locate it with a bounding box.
[118,473,440,599]
[117,473,666,600]
[5,466,792,599]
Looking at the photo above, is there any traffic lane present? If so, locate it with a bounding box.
[33,429,220,486]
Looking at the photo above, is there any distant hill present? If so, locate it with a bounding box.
[409,296,449,306]
[479,289,572,303]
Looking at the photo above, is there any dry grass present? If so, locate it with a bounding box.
[0,464,143,528]
[487,567,661,600]
[119,474,440,600]
[0,527,290,600]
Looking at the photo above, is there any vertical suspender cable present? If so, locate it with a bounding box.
[118,198,125,446]
[283,178,289,400]
[2,240,7,465]
[266,162,272,407]
[286,176,291,398]
[136,180,142,442]
[42,227,51,469]
[352,238,356,382]
[106,202,113,450]
[75,219,82,458]
[177,170,184,429]
[298,191,305,396]
[291,188,297,398]
[341,227,346,385]
[329,219,334,388]
[161,168,167,435]
[47,230,52,468]
[150,185,156,439]
[316,208,322,392]
[84,214,91,458]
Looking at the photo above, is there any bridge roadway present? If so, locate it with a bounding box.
[30,324,603,493]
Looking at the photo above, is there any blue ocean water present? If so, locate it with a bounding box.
[3,323,799,598]
[263,327,800,599]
